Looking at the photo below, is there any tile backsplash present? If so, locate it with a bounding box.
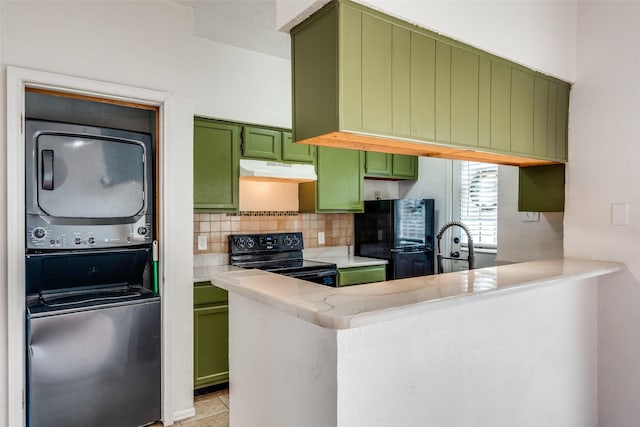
[193,212,354,254]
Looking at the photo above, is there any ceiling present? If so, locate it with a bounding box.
[180,0,292,59]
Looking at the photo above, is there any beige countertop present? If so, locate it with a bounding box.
[204,258,624,330]
[193,264,243,283]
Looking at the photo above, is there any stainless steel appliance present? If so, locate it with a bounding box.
[24,110,160,426]
[25,249,161,427]
[229,232,338,286]
[25,119,153,250]
[354,199,435,280]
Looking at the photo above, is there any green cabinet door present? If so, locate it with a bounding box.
[194,283,229,390]
[510,68,535,155]
[241,126,282,160]
[518,164,565,212]
[300,147,364,212]
[392,154,418,179]
[450,46,479,147]
[194,304,229,389]
[410,31,436,141]
[194,118,240,211]
[365,151,392,177]
[435,41,451,143]
[282,131,315,163]
[365,152,417,180]
[361,12,392,133]
[491,61,512,153]
[338,264,386,286]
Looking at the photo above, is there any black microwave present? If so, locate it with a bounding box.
[25,119,154,251]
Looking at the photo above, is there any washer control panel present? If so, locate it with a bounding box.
[27,216,152,250]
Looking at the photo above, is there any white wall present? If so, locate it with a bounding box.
[193,36,292,128]
[1,1,195,425]
[277,0,578,82]
[337,278,598,427]
[229,293,338,427]
[228,274,599,427]
[565,3,640,426]
[497,165,563,264]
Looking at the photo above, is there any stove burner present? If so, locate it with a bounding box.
[229,232,338,287]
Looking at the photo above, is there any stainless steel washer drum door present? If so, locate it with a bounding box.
[36,133,145,218]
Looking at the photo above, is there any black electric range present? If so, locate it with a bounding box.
[229,232,338,286]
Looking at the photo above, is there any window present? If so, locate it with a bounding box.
[459,161,498,248]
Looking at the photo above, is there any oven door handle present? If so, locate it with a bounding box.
[41,149,54,190]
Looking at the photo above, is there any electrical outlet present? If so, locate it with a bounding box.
[520,212,540,222]
[197,235,208,250]
[318,231,325,245]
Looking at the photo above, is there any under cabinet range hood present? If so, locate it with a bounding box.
[289,0,571,168]
[239,159,317,183]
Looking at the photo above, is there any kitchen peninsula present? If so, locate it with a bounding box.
[208,258,623,427]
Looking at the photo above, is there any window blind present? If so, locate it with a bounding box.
[460,161,498,248]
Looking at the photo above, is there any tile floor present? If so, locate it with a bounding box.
[151,388,229,427]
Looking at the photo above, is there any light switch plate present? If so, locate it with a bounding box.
[197,235,208,250]
[612,203,629,226]
[318,231,325,245]
[520,212,540,222]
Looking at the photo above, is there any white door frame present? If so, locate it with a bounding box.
[6,66,176,426]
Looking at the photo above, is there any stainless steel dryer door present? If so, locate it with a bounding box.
[26,298,161,427]
[36,133,145,218]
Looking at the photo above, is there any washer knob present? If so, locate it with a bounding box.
[87,237,96,245]
[32,227,47,239]
[137,226,148,236]
[245,238,255,249]
[283,236,292,246]
[74,237,83,245]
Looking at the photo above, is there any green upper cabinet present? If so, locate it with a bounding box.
[242,127,315,164]
[300,147,364,212]
[365,152,417,180]
[194,118,240,211]
[392,154,418,179]
[282,131,315,163]
[241,126,282,160]
[364,151,391,177]
[291,0,570,164]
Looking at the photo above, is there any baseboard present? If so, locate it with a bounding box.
[174,407,196,422]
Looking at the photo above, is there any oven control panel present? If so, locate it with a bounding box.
[229,232,303,254]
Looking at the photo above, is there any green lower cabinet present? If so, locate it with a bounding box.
[365,152,417,180]
[338,264,387,286]
[194,284,229,389]
[300,147,364,212]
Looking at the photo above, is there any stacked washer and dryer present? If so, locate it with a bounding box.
[24,92,161,427]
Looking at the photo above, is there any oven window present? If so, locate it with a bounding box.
[36,134,146,218]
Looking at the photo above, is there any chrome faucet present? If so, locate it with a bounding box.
[436,221,475,274]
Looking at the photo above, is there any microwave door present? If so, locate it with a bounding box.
[36,134,145,218]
